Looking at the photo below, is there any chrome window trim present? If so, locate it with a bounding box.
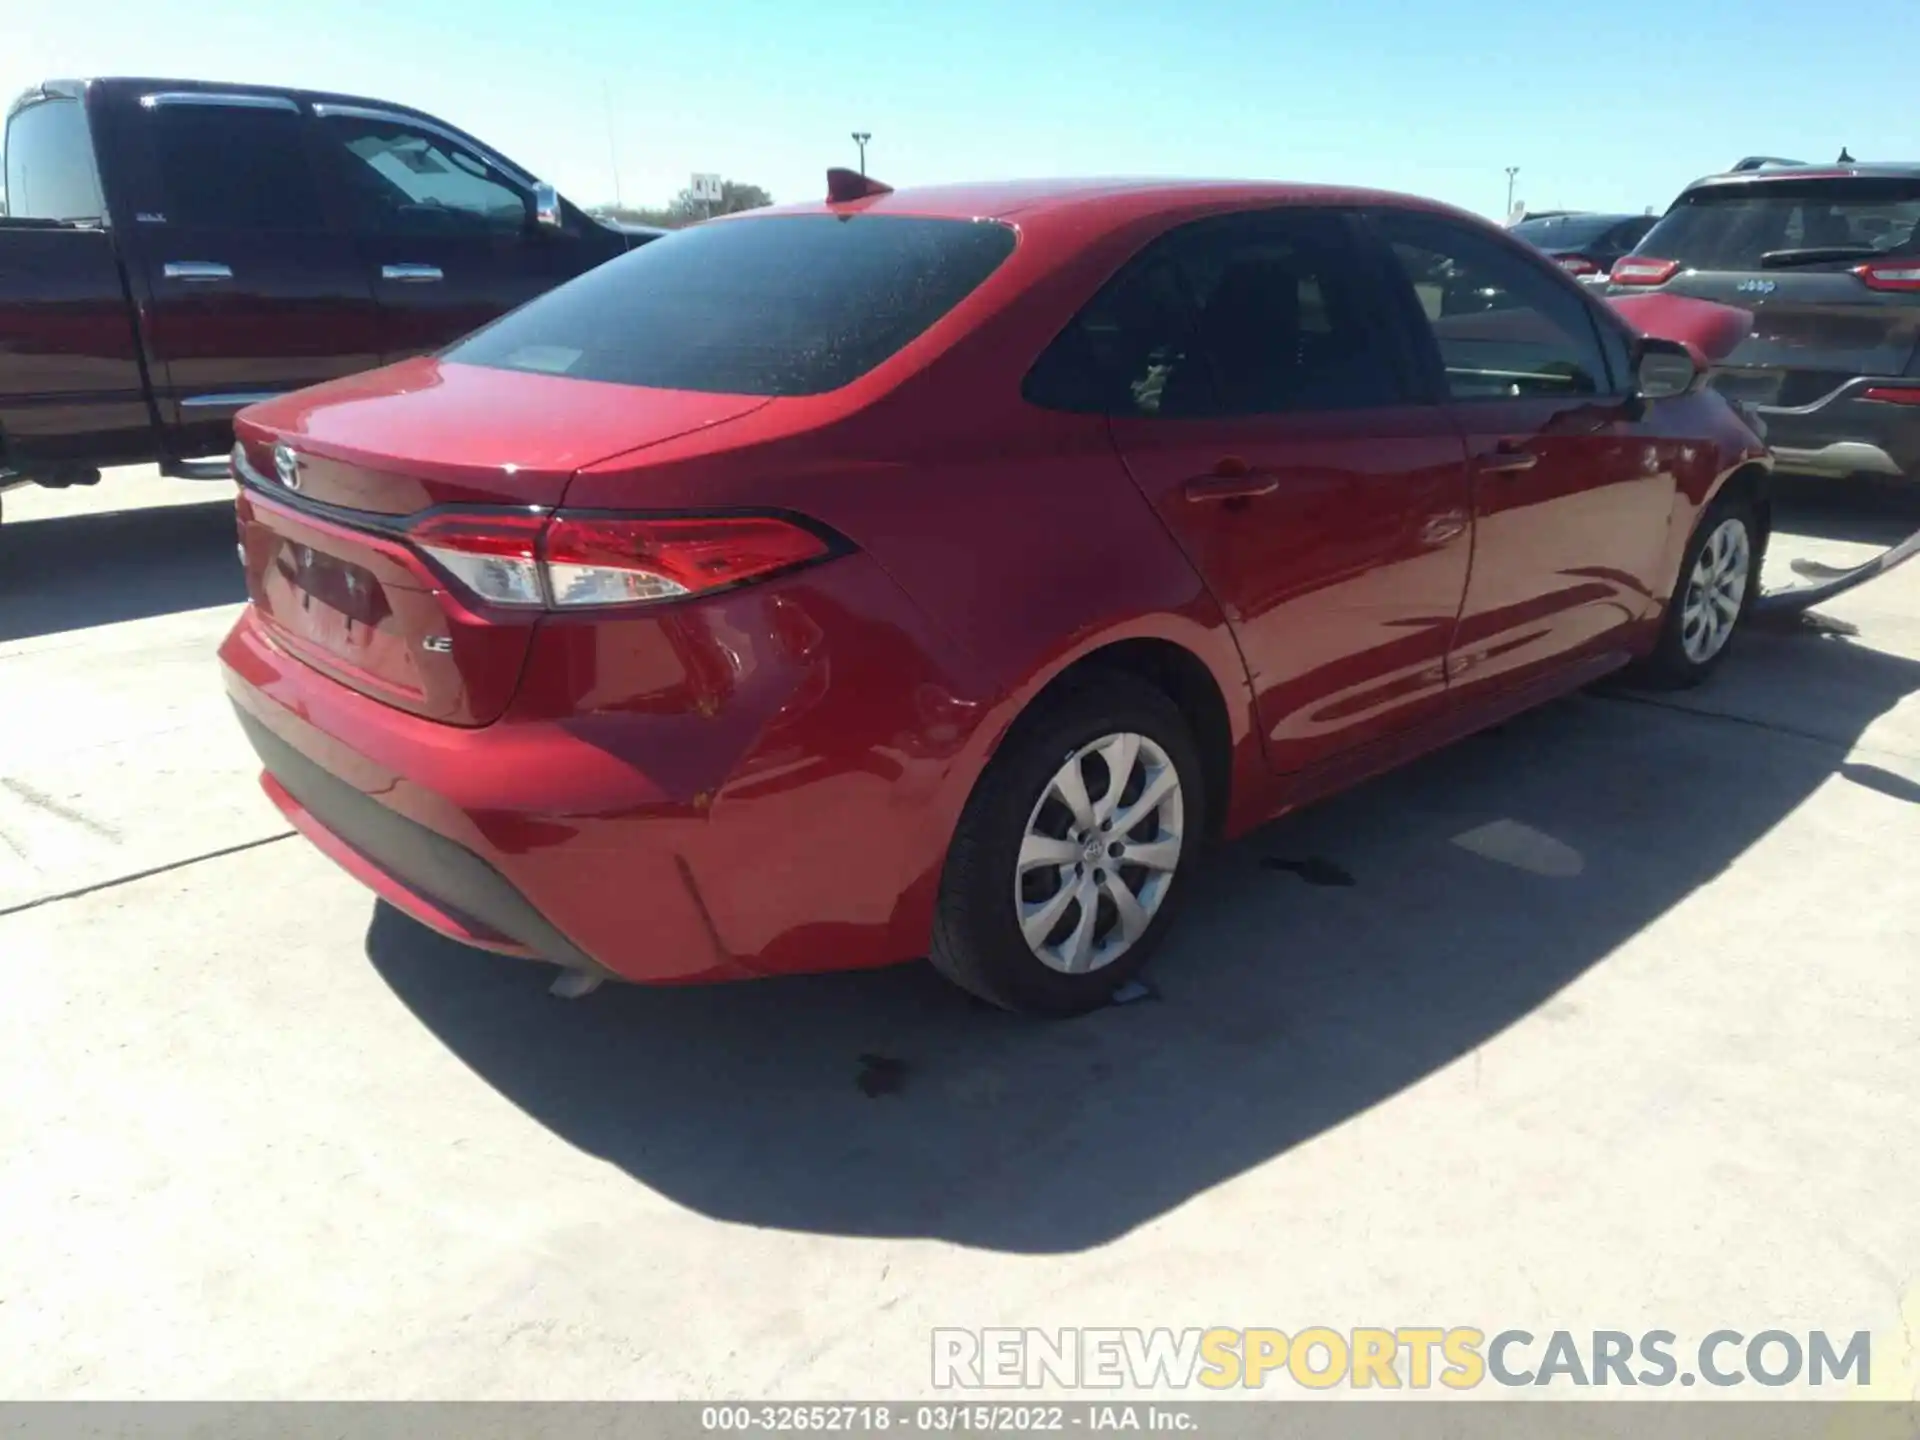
[140,92,300,113]
[181,391,282,410]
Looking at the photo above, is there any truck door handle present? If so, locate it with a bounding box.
[1184,457,1280,503]
[1478,438,1539,474]
[381,264,444,282]
[163,261,232,282]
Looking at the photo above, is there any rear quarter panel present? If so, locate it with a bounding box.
[1643,390,1773,610]
[560,206,1273,844]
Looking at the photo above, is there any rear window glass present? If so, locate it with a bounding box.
[447,214,1017,396]
[1639,178,1920,270]
[4,97,106,221]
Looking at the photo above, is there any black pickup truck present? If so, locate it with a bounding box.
[1,77,656,516]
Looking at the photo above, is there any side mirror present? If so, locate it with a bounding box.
[531,182,564,232]
[1634,336,1705,400]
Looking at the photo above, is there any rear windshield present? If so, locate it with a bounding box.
[447,214,1017,396]
[1510,214,1623,248]
[1639,177,1920,270]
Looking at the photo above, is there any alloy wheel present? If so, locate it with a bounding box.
[1014,731,1185,974]
[1680,517,1751,665]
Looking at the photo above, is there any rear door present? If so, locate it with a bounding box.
[1368,207,1670,701]
[312,107,601,360]
[1,91,157,469]
[1073,207,1473,774]
[126,91,381,460]
[1623,175,1920,403]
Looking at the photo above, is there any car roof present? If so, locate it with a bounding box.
[1682,161,1920,193]
[752,176,1476,227]
[1513,211,1646,224]
[10,76,462,129]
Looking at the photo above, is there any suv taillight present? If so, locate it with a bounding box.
[1610,257,1681,287]
[1856,260,1920,293]
[1555,254,1599,276]
[408,510,835,609]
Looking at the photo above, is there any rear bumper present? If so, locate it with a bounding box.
[239,707,609,974]
[223,615,748,984]
[218,551,992,985]
[1750,379,1920,481]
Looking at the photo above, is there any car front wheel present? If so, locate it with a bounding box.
[1630,490,1760,688]
[930,672,1205,1017]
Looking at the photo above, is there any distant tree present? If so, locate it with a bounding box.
[590,203,680,229]
[589,180,773,230]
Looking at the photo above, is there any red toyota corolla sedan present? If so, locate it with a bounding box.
[220,174,1770,1016]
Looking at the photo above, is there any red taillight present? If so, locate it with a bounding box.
[1611,257,1680,287]
[1856,261,1920,293]
[1862,386,1920,405]
[1555,254,1599,276]
[408,509,550,607]
[405,509,833,609]
[542,514,831,608]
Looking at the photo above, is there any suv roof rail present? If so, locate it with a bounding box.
[1730,156,1808,172]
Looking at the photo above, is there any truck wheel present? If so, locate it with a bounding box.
[930,671,1205,1017]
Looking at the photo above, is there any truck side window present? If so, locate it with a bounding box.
[321,118,528,238]
[149,106,322,230]
[4,97,107,222]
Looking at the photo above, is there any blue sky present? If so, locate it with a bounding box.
[8,0,1918,220]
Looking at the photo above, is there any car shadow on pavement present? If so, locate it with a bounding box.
[0,500,244,642]
[365,617,1920,1255]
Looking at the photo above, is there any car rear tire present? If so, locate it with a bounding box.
[930,670,1206,1017]
[1628,489,1761,689]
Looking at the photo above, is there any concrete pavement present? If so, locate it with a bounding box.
[2,469,1917,1399]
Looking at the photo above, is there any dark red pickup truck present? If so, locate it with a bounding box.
[1,77,656,516]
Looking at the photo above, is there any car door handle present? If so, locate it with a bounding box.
[162,261,232,282]
[381,264,444,282]
[1184,458,1280,503]
[1478,438,1539,474]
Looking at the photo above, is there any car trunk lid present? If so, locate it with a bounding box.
[232,359,770,725]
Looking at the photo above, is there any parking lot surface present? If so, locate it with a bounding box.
[2,469,1918,1399]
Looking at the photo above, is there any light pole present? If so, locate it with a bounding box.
[603,81,623,209]
[852,131,871,177]
[1504,166,1520,221]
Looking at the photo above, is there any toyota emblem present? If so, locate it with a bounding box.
[273,443,303,491]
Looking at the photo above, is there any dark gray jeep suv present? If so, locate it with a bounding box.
[1609,162,1920,483]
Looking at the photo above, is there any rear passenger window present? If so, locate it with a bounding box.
[1372,210,1612,400]
[148,105,322,230]
[1024,209,1409,418]
[4,97,106,221]
[1022,251,1195,415]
